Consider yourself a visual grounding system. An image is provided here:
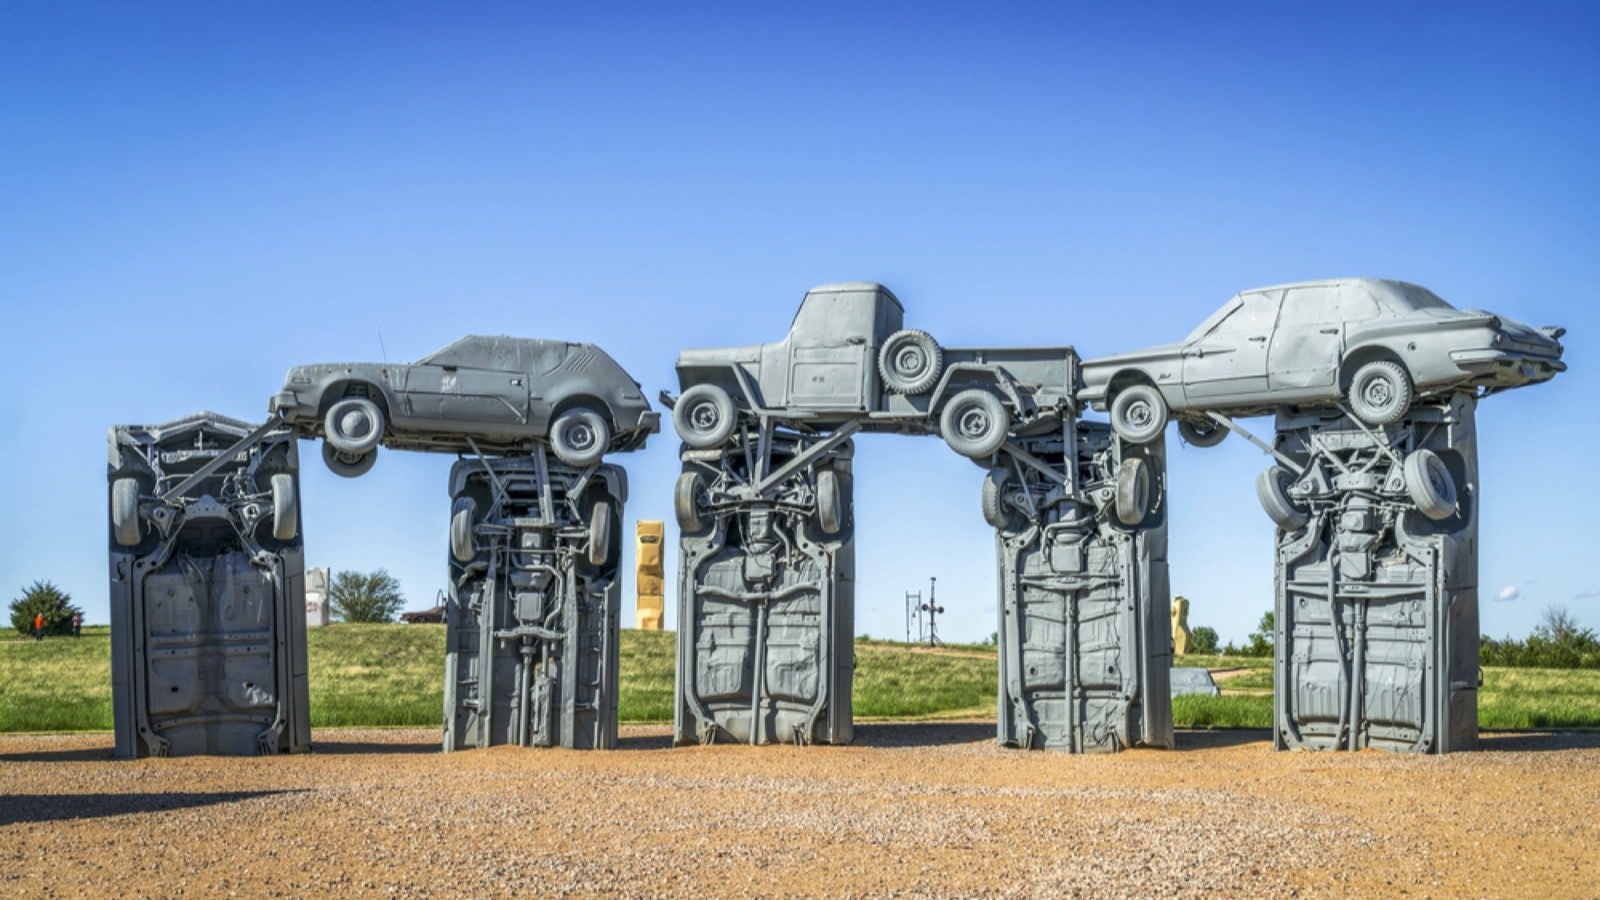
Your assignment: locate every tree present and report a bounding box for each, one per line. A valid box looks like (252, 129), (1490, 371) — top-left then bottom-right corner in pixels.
(1537, 605), (1581, 642)
(329, 569), (405, 623)
(1188, 626), (1220, 655)
(1244, 611), (1275, 657)
(10, 581), (83, 637)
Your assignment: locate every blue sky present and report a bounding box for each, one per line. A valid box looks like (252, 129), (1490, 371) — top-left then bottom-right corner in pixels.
(1, 3), (1595, 645)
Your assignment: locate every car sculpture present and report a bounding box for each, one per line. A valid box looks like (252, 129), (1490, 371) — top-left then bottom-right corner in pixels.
(672, 281), (1075, 459)
(1079, 278), (1565, 445)
(271, 335), (659, 476)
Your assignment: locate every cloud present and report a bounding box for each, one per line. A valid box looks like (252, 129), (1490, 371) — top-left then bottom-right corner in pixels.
(1494, 585), (1521, 602)
(1574, 589), (1600, 601)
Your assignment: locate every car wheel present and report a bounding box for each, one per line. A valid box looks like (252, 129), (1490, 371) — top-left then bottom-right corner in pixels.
(322, 441), (378, 478)
(551, 407), (611, 467)
(1177, 416), (1228, 448)
(816, 468), (842, 535)
(587, 499), (613, 567)
(981, 465), (1017, 530)
(674, 384), (738, 449)
(1346, 360), (1412, 426)
(449, 497), (477, 563)
(1403, 449), (1457, 520)
(112, 477), (142, 547)
(324, 397), (385, 454)
(271, 473), (298, 541)
(1114, 457), (1150, 526)
(877, 329), (944, 395)
(675, 471), (706, 533)
(1256, 466), (1309, 532)
(1109, 383), (1168, 444)
(940, 389), (1010, 459)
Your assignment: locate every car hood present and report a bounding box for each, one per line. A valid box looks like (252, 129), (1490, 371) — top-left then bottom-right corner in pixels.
(1079, 341), (1189, 383)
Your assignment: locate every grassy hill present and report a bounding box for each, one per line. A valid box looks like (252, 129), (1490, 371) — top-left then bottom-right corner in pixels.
(3, 625), (1597, 733)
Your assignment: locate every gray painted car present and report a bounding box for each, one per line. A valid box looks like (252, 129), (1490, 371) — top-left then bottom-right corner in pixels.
(1079, 278), (1565, 445)
(270, 335), (659, 476)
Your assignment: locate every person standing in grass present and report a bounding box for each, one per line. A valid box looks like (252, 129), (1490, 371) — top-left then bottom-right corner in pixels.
(72, 611), (82, 637)
(34, 612), (44, 641)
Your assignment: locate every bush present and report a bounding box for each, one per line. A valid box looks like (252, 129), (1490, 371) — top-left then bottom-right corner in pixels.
(9, 581), (82, 637)
(1241, 612), (1274, 658)
(1188, 626), (1219, 655)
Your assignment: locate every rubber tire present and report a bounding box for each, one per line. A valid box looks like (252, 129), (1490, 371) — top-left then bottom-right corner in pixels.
(1177, 417), (1228, 448)
(112, 477), (142, 547)
(940, 389), (1010, 459)
(324, 397), (385, 454)
(587, 500), (613, 567)
(1114, 457), (1150, 526)
(322, 441), (378, 478)
(675, 471), (706, 533)
(1109, 383), (1169, 445)
(449, 497), (477, 563)
(551, 407), (611, 467)
(981, 465), (1015, 530)
(1256, 466), (1309, 532)
(1403, 449), (1457, 520)
(271, 473), (298, 541)
(674, 384), (738, 449)
(1347, 360), (1412, 426)
(877, 329), (944, 395)
(816, 468), (841, 535)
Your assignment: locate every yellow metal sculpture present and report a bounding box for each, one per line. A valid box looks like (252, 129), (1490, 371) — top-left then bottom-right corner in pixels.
(1171, 595), (1191, 656)
(636, 519), (665, 630)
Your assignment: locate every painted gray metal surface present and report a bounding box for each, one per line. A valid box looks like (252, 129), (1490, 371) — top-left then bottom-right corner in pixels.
(673, 429), (855, 745)
(442, 451), (624, 751)
(1079, 278), (1564, 444)
(672, 282), (1075, 456)
(270, 335), (660, 477)
(107, 412), (311, 758)
(1170, 667), (1221, 698)
(1266, 394), (1479, 753)
(672, 282), (1175, 752)
(991, 425), (1174, 753)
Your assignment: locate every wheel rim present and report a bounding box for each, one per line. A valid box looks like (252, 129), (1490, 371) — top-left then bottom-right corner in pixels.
(1125, 400), (1155, 430)
(563, 421), (597, 453)
(335, 408), (375, 442)
(1362, 376), (1393, 409)
(688, 400), (721, 434)
(957, 405), (992, 440)
(893, 346), (927, 378)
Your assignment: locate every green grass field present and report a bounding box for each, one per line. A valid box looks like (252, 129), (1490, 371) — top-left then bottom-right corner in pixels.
(3, 627), (1597, 733)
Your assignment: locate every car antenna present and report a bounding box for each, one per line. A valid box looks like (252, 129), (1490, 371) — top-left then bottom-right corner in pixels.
(378, 329), (389, 363)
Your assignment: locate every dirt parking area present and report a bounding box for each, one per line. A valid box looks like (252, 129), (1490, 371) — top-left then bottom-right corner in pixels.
(2, 723), (1596, 898)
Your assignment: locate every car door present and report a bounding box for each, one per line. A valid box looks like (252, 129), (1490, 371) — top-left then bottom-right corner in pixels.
(1268, 284), (1347, 398)
(403, 341), (532, 431)
(1180, 289), (1280, 402)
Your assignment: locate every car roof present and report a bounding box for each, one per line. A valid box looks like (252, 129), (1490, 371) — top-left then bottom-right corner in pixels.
(418, 334), (573, 368)
(803, 281), (905, 313)
(1239, 277), (1421, 295)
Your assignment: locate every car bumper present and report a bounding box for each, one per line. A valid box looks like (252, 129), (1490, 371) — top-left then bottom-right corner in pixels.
(269, 390), (317, 423)
(1448, 349), (1566, 385)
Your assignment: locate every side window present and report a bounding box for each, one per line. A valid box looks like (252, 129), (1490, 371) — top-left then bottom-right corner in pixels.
(1336, 284), (1382, 321)
(1277, 286), (1339, 328)
(1207, 291), (1280, 337)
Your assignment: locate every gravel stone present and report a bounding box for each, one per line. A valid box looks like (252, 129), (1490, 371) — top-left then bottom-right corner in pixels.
(1, 724), (1596, 897)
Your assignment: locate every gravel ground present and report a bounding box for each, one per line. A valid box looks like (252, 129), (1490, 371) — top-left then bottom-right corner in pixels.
(2, 723), (1597, 898)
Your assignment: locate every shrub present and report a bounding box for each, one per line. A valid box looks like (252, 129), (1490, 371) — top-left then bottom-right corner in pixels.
(9, 581), (82, 637)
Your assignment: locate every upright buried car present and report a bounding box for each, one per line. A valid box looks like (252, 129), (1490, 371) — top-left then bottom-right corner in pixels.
(270, 335), (659, 476)
(1079, 278), (1564, 445)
